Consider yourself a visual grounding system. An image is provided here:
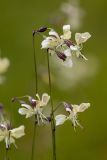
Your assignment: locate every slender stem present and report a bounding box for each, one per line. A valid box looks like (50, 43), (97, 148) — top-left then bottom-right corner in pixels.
(31, 117), (37, 160)
(31, 33), (38, 160)
(53, 102), (63, 113)
(33, 33), (38, 93)
(47, 52), (56, 160)
(5, 148), (9, 160)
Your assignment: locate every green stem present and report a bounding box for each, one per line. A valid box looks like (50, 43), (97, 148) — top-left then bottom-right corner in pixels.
(31, 117), (37, 160)
(53, 102), (63, 113)
(5, 148), (9, 160)
(31, 33), (38, 160)
(33, 34), (38, 93)
(47, 52), (56, 160)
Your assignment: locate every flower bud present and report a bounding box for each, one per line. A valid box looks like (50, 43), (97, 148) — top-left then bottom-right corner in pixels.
(37, 27), (47, 32)
(33, 27), (47, 36)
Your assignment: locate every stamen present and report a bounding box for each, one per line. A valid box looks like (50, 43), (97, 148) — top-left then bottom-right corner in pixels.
(64, 40), (75, 48)
(63, 102), (73, 111)
(28, 97), (36, 108)
(56, 51), (67, 61)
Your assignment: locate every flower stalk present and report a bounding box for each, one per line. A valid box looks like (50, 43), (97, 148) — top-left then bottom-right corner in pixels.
(5, 148), (9, 160)
(33, 32), (38, 94)
(47, 52), (56, 160)
(31, 115), (37, 160)
(31, 32), (38, 160)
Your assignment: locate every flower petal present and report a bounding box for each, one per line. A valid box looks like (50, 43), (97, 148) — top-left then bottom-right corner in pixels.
(61, 25), (71, 40)
(72, 103), (90, 113)
(63, 25), (71, 32)
(78, 103), (90, 112)
(11, 125), (25, 139)
(41, 37), (59, 49)
(41, 38), (51, 49)
(75, 32), (91, 45)
(64, 49), (71, 57)
(21, 104), (32, 110)
(70, 45), (78, 51)
(49, 30), (59, 38)
(36, 93), (40, 100)
(41, 93), (50, 106)
(9, 137), (15, 144)
(18, 108), (34, 118)
(55, 114), (67, 126)
(63, 57), (73, 68)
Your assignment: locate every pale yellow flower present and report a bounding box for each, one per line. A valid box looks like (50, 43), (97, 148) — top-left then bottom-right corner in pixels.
(70, 32), (91, 60)
(41, 25), (91, 67)
(41, 25), (73, 67)
(55, 102), (90, 129)
(18, 93), (50, 125)
(0, 121), (25, 149)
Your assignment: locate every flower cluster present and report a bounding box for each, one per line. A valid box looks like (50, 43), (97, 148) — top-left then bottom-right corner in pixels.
(14, 92), (90, 130)
(0, 23), (91, 160)
(41, 25), (91, 67)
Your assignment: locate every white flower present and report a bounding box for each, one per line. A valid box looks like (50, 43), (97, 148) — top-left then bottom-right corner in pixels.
(0, 122), (25, 149)
(70, 32), (91, 60)
(41, 25), (73, 67)
(41, 25), (91, 67)
(41, 25), (71, 49)
(18, 93), (50, 125)
(55, 102), (90, 129)
(60, 25), (72, 39)
(55, 114), (67, 126)
(75, 32), (91, 45)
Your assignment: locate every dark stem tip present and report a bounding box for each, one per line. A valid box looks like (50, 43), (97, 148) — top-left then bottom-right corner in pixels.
(33, 26), (47, 36)
(33, 30), (36, 36)
(37, 26), (47, 33)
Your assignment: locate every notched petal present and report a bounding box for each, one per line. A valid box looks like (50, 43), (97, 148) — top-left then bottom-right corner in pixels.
(11, 125), (25, 139)
(61, 25), (71, 40)
(75, 32), (91, 45)
(42, 93), (50, 106)
(78, 103), (90, 112)
(49, 30), (59, 38)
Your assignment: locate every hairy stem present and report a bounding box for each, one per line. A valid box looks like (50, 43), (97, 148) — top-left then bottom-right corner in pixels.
(47, 52), (56, 160)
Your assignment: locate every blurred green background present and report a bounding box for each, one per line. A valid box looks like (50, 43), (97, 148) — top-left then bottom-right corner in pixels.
(0, 0), (107, 160)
